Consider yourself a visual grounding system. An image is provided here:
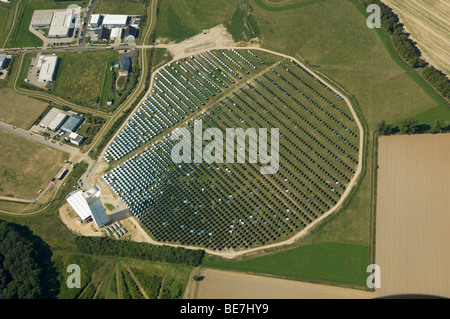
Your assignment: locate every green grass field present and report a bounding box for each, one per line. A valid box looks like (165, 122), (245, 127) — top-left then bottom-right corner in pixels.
(94, 0), (148, 15)
(0, 129), (68, 199)
(204, 242), (370, 287)
(0, 2), (16, 47)
(154, 0), (238, 43)
(52, 50), (119, 108)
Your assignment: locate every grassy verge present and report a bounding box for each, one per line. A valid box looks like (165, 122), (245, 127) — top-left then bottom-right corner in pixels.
(204, 242), (370, 288)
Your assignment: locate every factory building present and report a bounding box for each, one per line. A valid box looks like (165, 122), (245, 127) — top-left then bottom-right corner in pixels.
(124, 25), (138, 43)
(31, 11), (54, 29)
(37, 55), (58, 82)
(66, 186), (110, 228)
(61, 114), (84, 132)
(68, 132), (84, 146)
(39, 108), (67, 129)
(89, 14), (103, 28)
(48, 11), (76, 38)
(102, 15), (129, 28)
(0, 55), (7, 70)
(110, 27), (122, 42)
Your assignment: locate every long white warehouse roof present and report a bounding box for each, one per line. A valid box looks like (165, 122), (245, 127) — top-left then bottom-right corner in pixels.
(48, 113), (68, 131)
(39, 108), (60, 128)
(102, 14), (128, 26)
(48, 11), (74, 38)
(38, 55), (58, 82)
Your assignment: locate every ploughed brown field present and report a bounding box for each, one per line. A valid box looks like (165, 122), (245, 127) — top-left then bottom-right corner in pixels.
(376, 133), (450, 298)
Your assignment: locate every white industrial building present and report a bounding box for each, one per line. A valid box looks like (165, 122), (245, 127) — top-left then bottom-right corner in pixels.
(37, 55), (58, 82)
(48, 113), (68, 131)
(89, 14), (103, 28)
(39, 107), (68, 130)
(110, 27), (122, 42)
(0, 55), (7, 70)
(31, 11), (54, 29)
(68, 132), (84, 146)
(66, 185), (110, 228)
(48, 11), (76, 38)
(102, 14), (128, 28)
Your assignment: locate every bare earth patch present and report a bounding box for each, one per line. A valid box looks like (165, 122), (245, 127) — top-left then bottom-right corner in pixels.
(159, 24), (237, 60)
(0, 128), (66, 199)
(383, 0), (450, 76)
(59, 203), (106, 237)
(376, 133), (450, 298)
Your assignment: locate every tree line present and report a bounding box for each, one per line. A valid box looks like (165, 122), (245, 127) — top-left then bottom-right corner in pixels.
(74, 236), (205, 267)
(377, 119), (450, 136)
(360, 0), (449, 99)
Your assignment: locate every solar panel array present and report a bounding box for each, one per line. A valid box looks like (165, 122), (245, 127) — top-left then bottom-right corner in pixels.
(103, 49), (359, 250)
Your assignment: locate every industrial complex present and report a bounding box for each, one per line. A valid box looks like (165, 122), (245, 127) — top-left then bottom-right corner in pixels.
(38, 108), (85, 146)
(88, 14), (141, 44)
(31, 7), (81, 39)
(36, 55), (58, 82)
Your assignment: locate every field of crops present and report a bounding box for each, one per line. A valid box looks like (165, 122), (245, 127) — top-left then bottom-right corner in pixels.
(103, 49), (360, 251)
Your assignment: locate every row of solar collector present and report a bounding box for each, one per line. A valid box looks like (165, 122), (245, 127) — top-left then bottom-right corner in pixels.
(104, 50), (266, 162)
(104, 50), (350, 164)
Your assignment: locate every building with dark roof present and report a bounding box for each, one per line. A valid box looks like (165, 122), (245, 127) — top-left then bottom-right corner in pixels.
(124, 25), (138, 42)
(119, 50), (136, 74)
(61, 114), (84, 132)
(94, 26), (111, 41)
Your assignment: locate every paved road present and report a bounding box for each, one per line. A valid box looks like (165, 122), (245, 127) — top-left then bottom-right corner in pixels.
(0, 122), (79, 155)
(0, 44), (135, 56)
(79, 0), (97, 46)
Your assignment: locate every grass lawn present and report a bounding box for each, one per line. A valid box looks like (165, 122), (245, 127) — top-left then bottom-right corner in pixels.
(104, 203), (115, 211)
(0, 129), (68, 199)
(204, 243), (370, 287)
(0, 88), (49, 129)
(154, 0), (238, 43)
(93, 0), (148, 15)
(253, 0), (328, 11)
(52, 50), (119, 108)
(0, 2), (16, 46)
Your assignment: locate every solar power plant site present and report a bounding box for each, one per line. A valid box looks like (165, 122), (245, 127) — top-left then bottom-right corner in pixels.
(102, 49), (360, 251)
